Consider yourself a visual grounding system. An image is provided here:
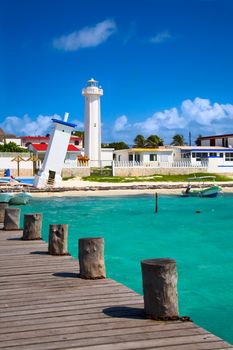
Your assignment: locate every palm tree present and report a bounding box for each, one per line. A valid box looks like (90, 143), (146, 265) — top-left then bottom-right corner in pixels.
(133, 134), (146, 148)
(145, 135), (164, 148)
(171, 134), (185, 146)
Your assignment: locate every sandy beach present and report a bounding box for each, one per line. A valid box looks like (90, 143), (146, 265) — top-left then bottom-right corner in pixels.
(31, 178), (233, 197)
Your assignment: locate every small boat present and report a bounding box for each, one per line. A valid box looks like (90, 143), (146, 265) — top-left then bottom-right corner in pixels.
(0, 191), (14, 203)
(9, 192), (32, 205)
(182, 176), (222, 198)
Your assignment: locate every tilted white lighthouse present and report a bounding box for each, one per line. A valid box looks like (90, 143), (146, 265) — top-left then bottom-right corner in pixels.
(82, 78), (103, 167)
(34, 113), (76, 188)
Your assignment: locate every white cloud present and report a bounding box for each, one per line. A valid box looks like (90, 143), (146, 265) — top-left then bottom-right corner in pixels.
(113, 115), (129, 132)
(0, 114), (62, 136)
(151, 31), (172, 44)
(53, 19), (117, 51)
(112, 98), (233, 143)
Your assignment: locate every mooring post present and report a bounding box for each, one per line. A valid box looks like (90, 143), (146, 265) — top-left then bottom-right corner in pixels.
(78, 237), (106, 279)
(155, 192), (158, 213)
(48, 224), (68, 255)
(141, 258), (179, 320)
(4, 208), (20, 230)
(22, 213), (42, 240)
(0, 203), (8, 223)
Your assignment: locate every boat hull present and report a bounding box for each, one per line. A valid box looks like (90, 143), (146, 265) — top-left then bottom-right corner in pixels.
(0, 193), (14, 203)
(182, 186), (222, 198)
(9, 193), (32, 205)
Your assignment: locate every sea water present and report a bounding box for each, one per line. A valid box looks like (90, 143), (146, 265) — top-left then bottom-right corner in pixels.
(19, 194), (233, 344)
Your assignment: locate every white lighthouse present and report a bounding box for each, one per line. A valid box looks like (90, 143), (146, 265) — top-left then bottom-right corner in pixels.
(82, 78), (103, 167)
(34, 113), (76, 188)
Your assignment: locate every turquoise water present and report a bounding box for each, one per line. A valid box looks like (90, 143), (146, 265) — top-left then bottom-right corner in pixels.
(19, 194), (233, 344)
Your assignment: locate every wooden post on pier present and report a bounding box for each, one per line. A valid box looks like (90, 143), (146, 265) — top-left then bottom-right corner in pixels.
(4, 208), (20, 230)
(141, 258), (179, 320)
(155, 192), (158, 213)
(48, 224), (68, 255)
(22, 213), (42, 240)
(0, 203), (8, 223)
(79, 237), (106, 279)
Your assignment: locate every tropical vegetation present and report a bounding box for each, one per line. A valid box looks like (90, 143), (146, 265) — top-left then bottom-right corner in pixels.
(82, 173), (232, 183)
(0, 142), (28, 153)
(171, 134), (185, 146)
(133, 134), (164, 148)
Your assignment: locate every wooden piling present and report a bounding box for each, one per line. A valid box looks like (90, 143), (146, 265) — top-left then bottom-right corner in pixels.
(155, 192), (158, 213)
(48, 224), (68, 255)
(141, 258), (179, 320)
(22, 213), (42, 240)
(79, 237), (106, 279)
(4, 208), (20, 230)
(0, 203), (8, 223)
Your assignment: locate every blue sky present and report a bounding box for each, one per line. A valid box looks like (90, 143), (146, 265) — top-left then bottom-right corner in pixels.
(1, 0), (233, 144)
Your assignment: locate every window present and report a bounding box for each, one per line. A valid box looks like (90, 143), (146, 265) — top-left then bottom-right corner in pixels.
(219, 153), (223, 158)
(209, 152), (217, 157)
(75, 141), (79, 145)
(129, 154), (133, 161)
(135, 154), (140, 162)
(149, 154), (157, 161)
(225, 153), (233, 161)
(192, 152), (208, 161)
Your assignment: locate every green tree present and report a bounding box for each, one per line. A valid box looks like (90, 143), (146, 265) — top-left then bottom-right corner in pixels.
(133, 134), (146, 148)
(195, 134), (202, 146)
(145, 135), (164, 148)
(102, 142), (129, 150)
(0, 142), (27, 152)
(171, 134), (185, 146)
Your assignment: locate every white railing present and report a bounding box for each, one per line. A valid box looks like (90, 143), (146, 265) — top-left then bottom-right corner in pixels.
(114, 161), (208, 168)
(63, 160), (90, 168)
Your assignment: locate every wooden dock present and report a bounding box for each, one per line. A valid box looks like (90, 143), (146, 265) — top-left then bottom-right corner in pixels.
(0, 229), (232, 350)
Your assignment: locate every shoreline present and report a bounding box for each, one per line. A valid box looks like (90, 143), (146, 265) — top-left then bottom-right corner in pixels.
(30, 180), (233, 197)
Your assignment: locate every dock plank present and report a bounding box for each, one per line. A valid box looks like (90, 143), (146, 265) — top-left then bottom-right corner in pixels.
(0, 229), (232, 350)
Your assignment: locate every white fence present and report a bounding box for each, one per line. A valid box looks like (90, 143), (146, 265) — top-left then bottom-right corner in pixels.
(63, 160), (90, 168)
(113, 161), (208, 168)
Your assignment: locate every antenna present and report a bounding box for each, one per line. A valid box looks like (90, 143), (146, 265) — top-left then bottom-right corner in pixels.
(189, 131), (191, 146)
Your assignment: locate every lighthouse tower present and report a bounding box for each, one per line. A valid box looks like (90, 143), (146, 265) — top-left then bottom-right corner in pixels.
(34, 113), (76, 188)
(82, 78), (103, 167)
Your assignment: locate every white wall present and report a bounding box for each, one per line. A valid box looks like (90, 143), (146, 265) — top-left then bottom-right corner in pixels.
(201, 140), (210, 146)
(101, 148), (114, 166)
(114, 150), (174, 163)
(215, 139), (222, 146)
(228, 138), (233, 147)
(5, 138), (22, 146)
(0, 153), (33, 176)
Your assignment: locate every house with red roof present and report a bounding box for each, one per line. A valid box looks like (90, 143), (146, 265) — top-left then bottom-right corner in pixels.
(21, 135), (82, 148)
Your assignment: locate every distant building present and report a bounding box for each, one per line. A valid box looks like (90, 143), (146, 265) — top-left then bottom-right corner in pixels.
(114, 147), (174, 163)
(199, 134), (233, 148)
(21, 135), (82, 148)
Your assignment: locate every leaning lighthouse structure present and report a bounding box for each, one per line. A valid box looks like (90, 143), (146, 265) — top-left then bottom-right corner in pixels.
(82, 78), (103, 167)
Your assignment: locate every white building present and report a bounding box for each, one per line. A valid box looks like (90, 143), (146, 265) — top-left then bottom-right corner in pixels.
(113, 146), (233, 175)
(199, 134), (233, 147)
(114, 148), (174, 164)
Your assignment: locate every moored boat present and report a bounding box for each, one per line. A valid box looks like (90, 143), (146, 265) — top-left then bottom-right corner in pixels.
(0, 192), (14, 203)
(9, 192), (32, 205)
(182, 176), (222, 198)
